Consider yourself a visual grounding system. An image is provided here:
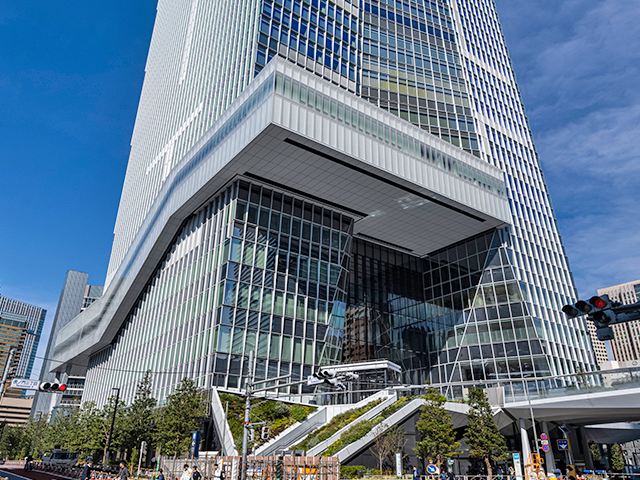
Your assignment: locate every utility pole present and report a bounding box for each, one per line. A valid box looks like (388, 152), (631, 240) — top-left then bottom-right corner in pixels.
(104, 387), (120, 468)
(240, 351), (254, 480)
(239, 361), (357, 480)
(0, 347), (17, 400)
(30, 412), (43, 457)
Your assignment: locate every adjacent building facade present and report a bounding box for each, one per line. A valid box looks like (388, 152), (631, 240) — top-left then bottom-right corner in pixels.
(52, 0), (595, 407)
(31, 271), (103, 416)
(0, 295), (45, 402)
(588, 279), (640, 366)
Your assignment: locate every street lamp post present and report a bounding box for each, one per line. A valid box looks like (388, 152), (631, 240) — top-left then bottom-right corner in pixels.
(104, 387), (121, 468)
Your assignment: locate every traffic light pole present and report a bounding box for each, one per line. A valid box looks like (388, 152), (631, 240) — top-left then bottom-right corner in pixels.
(239, 362), (356, 480)
(0, 347), (17, 401)
(241, 351), (254, 480)
(104, 387), (120, 468)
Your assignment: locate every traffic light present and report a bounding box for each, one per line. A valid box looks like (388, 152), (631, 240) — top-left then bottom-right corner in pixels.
(39, 382), (67, 392)
(562, 295), (617, 341)
(588, 295), (615, 326)
(315, 368), (337, 380)
(261, 426), (269, 440)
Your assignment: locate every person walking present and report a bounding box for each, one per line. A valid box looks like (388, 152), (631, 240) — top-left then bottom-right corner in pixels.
(157, 469), (165, 480)
(413, 466), (421, 480)
(180, 464), (192, 480)
(118, 462), (130, 480)
(213, 464), (223, 480)
(192, 466), (202, 480)
(80, 458), (93, 480)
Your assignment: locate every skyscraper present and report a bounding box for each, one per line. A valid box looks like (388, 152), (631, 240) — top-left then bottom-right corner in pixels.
(0, 295), (46, 397)
(52, 0), (595, 406)
(31, 271), (103, 416)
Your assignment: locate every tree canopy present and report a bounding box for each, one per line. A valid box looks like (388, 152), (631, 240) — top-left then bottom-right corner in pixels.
(414, 388), (461, 471)
(464, 387), (508, 477)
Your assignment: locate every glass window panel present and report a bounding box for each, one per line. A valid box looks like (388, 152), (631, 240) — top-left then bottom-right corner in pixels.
(304, 339), (314, 364)
(281, 336), (292, 362)
(286, 293), (296, 317)
(293, 338), (303, 362)
(514, 319), (527, 339)
(274, 291), (285, 315)
(501, 320), (515, 341)
(258, 332), (269, 358)
(270, 335), (281, 359)
(219, 326), (232, 353)
(296, 296), (306, 319)
(232, 328), (245, 354)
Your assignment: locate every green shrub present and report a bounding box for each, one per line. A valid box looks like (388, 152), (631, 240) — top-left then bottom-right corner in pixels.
(219, 393), (316, 448)
(321, 397), (413, 456)
(290, 404), (309, 422)
(293, 399), (382, 451)
(340, 465), (366, 478)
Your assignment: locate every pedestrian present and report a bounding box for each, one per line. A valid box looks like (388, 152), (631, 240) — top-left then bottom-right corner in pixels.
(192, 466), (201, 480)
(413, 466), (421, 480)
(119, 462), (130, 480)
(213, 464), (223, 480)
(180, 464), (192, 480)
(509, 466), (515, 478)
(157, 469), (165, 480)
(81, 458), (94, 480)
(440, 470), (447, 480)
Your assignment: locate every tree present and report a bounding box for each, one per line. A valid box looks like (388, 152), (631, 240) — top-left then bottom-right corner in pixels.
(610, 444), (625, 471)
(372, 424), (407, 474)
(68, 401), (106, 459)
(42, 406), (78, 452)
(414, 388), (461, 472)
(121, 371), (157, 460)
(464, 387), (508, 478)
(154, 378), (208, 456)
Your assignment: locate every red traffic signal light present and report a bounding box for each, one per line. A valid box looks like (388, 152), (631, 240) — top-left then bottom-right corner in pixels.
(58, 384), (67, 392)
(589, 296), (607, 309)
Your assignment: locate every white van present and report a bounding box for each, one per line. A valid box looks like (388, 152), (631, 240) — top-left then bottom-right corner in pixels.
(41, 450), (80, 467)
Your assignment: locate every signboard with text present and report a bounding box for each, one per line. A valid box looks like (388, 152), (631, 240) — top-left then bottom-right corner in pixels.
(10, 378), (39, 390)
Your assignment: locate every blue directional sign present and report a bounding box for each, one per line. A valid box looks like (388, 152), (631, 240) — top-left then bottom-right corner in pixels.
(426, 465), (438, 474)
(557, 439), (570, 451)
(10, 379), (39, 390)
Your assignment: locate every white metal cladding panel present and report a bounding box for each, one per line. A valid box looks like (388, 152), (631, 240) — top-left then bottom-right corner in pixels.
(54, 72), (276, 366)
(107, 0), (261, 288)
(269, 68), (510, 224)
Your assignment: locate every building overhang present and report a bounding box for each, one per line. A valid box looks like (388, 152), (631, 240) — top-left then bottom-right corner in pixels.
(52, 58), (511, 374)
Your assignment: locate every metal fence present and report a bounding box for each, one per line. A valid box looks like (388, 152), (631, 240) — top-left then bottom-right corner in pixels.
(159, 456), (339, 480)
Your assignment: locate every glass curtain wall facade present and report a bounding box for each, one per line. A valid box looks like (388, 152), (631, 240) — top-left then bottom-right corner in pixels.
(86, 180), (353, 404)
(253, 0), (595, 386)
(84, 0), (595, 405)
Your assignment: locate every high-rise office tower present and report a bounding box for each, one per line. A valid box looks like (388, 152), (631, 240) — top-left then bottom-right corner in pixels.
(31, 271), (103, 416)
(0, 295), (46, 397)
(587, 279), (640, 366)
(53, 0), (595, 406)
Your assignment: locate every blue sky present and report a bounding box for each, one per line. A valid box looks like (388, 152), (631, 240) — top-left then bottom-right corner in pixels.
(1, 1), (638, 378)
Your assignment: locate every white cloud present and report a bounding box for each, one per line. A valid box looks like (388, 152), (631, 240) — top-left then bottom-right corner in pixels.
(497, 0), (640, 296)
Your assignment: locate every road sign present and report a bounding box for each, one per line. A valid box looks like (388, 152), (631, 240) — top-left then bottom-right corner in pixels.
(512, 453), (523, 480)
(10, 378), (39, 390)
(541, 440), (549, 446)
(542, 445), (549, 452)
(540, 433), (548, 441)
(426, 465), (438, 475)
(557, 439), (570, 451)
